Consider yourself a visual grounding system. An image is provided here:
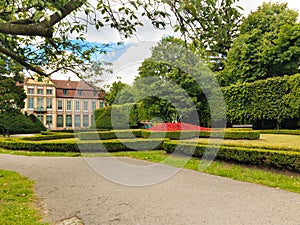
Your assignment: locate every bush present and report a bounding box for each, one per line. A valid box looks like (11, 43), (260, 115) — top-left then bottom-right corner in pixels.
(0, 110), (45, 134)
(142, 130), (260, 140)
(78, 129), (142, 140)
(20, 133), (75, 141)
(259, 130), (300, 135)
(94, 104), (139, 130)
(28, 114), (46, 132)
(163, 141), (300, 172)
(0, 138), (165, 152)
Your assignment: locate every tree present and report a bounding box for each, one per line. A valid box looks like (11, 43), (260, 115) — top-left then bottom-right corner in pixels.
(0, 77), (26, 112)
(0, 0), (241, 78)
(104, 80), (133, 106)
(221, 2), (300, 86)
(134, 37), (216, 126)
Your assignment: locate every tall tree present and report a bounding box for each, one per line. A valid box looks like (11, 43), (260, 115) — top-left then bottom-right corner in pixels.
(105, 80), (133, 106)
(221, 2), (300, 86)
(0, 0), (241, 78)
(134, 37), (219, 126)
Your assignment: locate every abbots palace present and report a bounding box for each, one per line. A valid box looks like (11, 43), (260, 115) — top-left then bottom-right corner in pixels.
(20, 76), (105, 130)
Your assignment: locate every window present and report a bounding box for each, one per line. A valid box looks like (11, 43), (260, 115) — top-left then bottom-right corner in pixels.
(66, 100), (72, 111)
(75, 115), (81, 127)
(57, 100), (63, 110)
(27, 86), (34, 94)
(27, 98), (34, 109)
(63, 89), (68, 96)
(91, 115), (94, 125)
(78, 90), (82, 96)
(75, 100), (80, 111)
(37, 114), (44, 123)
(37, 87), (44, 95)
(100, 101), (104, 108)
(83, 101), (88, 111)
(93, 90), (98, 97)
(46, 115), (52, 125)
(37, 98), (44, 111)
(66, 115), (72, 127)
(92, 102), (96, 111)
(57, 115), (63, 127)
(46, 98), (52, 110)
(83, 115), (89, 127)
(46, 88), (52, 95)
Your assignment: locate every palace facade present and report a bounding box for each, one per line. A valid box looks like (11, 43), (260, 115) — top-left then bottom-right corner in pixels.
(21, 76), (105, 130)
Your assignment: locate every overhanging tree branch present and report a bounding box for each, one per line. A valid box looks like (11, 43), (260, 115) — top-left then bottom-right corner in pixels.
(0, 44), (48, 76)
(0, 0), (85, 38)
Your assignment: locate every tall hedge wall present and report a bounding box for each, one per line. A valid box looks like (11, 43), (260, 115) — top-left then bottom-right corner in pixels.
(223, 74), (300, 128)
(94, 103), (141, 130)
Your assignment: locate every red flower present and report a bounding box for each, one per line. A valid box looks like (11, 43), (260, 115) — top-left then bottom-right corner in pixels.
(147, 122), (211, 131)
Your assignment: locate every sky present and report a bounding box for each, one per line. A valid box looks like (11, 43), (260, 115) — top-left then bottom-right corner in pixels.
(52, 0), (300, 87)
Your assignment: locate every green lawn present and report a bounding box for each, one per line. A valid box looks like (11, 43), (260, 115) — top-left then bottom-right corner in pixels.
(185, 134), (300, 151)
(0, 170), (46, 225)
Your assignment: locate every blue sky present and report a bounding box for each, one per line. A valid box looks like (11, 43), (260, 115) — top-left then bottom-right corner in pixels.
(52, 0), (300, 86)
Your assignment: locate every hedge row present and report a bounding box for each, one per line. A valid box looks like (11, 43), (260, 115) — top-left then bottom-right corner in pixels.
(222, 74), (300, 127)
(20, 133), (76, 141)
(0, 139), (165, 152)
(259, 130), (300, 135)
(141, 130), (260, 140)
(78, 129), (142, 140)
(163, 141), (300, 172)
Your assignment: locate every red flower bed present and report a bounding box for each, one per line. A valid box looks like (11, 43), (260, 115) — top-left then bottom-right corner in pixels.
(147, 122), (211, 131)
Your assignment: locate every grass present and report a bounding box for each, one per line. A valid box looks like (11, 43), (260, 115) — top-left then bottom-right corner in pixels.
(0, 170), (47, 225)
(185, 134), (300, 151)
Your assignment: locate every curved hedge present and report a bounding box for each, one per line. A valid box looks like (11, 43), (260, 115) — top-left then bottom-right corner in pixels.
(141, 130), (260, 140)
(0, 138), (165, 152)
(78, 129), (142, 140)
(163, 141), (300, 172)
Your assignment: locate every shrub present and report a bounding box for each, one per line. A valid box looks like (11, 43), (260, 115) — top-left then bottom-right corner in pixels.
(142, 130), (260, 140)
(28, 114), (46, 132)
(163, 141), (300, 172)
(0, 138), (165, 152)
(94, 104), (139, 130)
(259, 130), (300, 135)
(78, 129), (142, 140)
(0, 110), (44, 134)
(20, 133), (75, 141)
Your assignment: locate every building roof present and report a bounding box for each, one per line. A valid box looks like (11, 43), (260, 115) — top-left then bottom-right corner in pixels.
(52, 80), (94, 90)
(52, 79), (104, 99)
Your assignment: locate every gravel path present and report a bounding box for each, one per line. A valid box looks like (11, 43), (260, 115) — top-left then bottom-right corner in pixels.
(0, 154), (300, 225)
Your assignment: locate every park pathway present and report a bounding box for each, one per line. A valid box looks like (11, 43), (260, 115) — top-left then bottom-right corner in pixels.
(0, 154), (300, 225)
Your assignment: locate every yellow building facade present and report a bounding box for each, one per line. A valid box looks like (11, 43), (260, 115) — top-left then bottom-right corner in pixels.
(22, 76), (105, 130)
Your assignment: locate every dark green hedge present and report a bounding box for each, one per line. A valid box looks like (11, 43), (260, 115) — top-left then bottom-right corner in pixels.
(0, 138), (165, 152)
(20, 133), (75, 141)
(94, 103), (140, 130)
(223, 74), (300, 127)
(78, 129), (142, 140)
(0, 110), (46, 134)
(259, 130), (300, 135)
(141, 130), (260, 140)
(163, 141), (300, 172)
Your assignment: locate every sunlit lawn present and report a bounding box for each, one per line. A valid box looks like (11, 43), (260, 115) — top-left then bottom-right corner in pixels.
(184, 134), (300, 151)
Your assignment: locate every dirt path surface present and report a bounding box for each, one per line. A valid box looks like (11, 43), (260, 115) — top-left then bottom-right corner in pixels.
(0, 154), (300, 225)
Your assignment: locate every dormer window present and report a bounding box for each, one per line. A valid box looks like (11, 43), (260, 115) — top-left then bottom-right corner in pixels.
(63, 89), (68, 95)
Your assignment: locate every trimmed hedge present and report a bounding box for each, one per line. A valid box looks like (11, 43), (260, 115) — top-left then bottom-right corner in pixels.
(20, 133), (76, 141)
(141, 130), (260, 140)
(0, 138), (165, 152)
(223, 74), (300, 128)
(163, 141), (300, 172)
(259, 130), (300, 135)
(78, 129), (142, 140)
